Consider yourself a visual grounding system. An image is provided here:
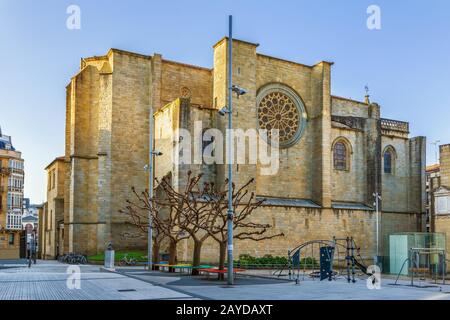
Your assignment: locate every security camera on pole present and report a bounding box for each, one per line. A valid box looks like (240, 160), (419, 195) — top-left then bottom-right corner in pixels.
(144, 105), (163, 271)
(217, 16), (247, 285)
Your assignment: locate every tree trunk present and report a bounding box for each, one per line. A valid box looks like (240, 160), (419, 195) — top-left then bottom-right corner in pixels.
(152, 239), (160, 270)
(218, 241), (227, 280)
(168, 240), (177, 273)
(191, 239), (202, 276)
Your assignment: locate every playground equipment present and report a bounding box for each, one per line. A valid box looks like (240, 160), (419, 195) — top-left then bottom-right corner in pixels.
(393, 247), (447, 288)
(274, 236), (372, 284)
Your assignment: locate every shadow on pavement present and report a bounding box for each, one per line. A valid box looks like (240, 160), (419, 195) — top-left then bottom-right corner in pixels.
(118, 269), (289, 287)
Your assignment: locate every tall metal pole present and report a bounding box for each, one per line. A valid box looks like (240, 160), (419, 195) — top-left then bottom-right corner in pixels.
(373, 192), (381, 265)
(148, 105), (154, 271)
(226, 15), (234, 285)
(375, 193), (379, 258)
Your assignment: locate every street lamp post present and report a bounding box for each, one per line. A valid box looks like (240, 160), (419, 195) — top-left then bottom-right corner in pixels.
(226, 14), (234, 286)
(217, 16), (246, 285)
(145, 105), (162, 272)
(373, 192), (381, 266)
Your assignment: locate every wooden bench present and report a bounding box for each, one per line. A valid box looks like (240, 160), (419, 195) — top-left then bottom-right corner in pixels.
(153, 263), (192, 273)
(140, 262), (168, 270)
(409, 267), (430, 273)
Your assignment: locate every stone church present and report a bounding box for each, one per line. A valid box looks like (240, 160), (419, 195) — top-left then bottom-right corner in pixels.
(59, 37), (426, 262)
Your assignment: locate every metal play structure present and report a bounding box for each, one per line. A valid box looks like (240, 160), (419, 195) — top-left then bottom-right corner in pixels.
(393, 247), (447, 288)
(274, 236), (372, 284)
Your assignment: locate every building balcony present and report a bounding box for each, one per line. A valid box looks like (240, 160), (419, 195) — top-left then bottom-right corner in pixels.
(10, 168), (24, 175)
(0, 167), (11, 176)
(7, 205), (22, 210)
(380, 118), (409, 133)
(5, 225), (22, 230)
(8, 186), (23, 192)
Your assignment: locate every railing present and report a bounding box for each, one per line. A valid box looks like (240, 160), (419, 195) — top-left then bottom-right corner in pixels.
(6, 224), (22, 230)
(8, 186), (23, 192)
(10, 168), (24, 174)
(0, 167), (11, 175)
(380, 118), (409, 133)
(7, 205), (22, 210)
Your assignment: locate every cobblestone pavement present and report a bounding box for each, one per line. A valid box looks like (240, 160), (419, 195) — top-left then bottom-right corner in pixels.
(0, 260), (193, 300)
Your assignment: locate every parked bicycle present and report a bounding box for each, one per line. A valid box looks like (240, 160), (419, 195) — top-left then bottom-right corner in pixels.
(58, 253), (88, 265)
(119, 254), (137, 266)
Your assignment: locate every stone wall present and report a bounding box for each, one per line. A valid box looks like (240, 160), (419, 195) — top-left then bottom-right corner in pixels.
(160, 60), (212, 108)
(435, 215), (450, 267)
(440, 144), (450, 188)
(255, 52), (316, 201)
(381, 135), (426, 218)
(63, 48), (220, 255)
(60, 39), (426, 259)
(109, 50), (151, 252)
(66, 64), (101, 255)
(211, 39), (335, 204)
(435, 144), (450, 266)
(330, 127), (367, 204)
(331, 96), (369, 118)
(176, 205), (421, 264)
(44, 159), (66, 259)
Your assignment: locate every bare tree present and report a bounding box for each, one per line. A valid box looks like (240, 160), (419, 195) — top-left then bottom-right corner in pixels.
(121, 174), (197, 270)
(121, 173), (283, 277)
(192, 178), (284, 275)
(120, 189), (166, 266)
(157, 171), (212, 275)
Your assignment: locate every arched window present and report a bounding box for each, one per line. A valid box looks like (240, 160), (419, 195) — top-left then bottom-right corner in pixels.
(383, 146), (396, 174)
(333, 142), (348, 171)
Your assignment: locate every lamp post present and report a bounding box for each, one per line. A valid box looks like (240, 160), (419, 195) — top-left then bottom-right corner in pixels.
(218, 15), (247, 286)
(145, 105), (162, 271)
(226, 14), (234, 286)
(373, 192), (381, 266)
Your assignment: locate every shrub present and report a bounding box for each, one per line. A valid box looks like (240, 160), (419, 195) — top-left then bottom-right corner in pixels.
(234, 254), (319, 268)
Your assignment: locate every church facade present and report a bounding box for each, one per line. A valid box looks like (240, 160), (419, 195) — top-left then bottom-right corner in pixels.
(60, 37), (426, 262)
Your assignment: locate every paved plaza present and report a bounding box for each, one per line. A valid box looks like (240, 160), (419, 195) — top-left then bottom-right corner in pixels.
(1, 260), (450, 300)
(0, 260), (191, 300)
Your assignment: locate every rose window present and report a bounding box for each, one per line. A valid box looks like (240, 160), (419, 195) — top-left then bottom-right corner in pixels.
(257, 86), (306, 148)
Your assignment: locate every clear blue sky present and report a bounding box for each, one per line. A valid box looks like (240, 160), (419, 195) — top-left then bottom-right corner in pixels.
(1, 0), (449, 203)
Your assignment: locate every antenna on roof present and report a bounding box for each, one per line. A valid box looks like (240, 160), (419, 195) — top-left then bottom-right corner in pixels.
(364, 85), (370, 104)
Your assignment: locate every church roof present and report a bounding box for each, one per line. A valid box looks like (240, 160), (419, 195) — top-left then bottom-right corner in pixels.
(426, 164), (440, 173)
(256, 196), (321, 208)
(254, 197), (374, 211)
(331, 202), (374, 211)
(45, 156), (65, 170)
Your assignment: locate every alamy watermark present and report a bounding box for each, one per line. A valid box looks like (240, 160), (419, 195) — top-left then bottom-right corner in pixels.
(366, 265), (381, 289)
(66, 5), (81, 30)
(171, 121), (280, 176)
(66, 265), (81, 289)
(367, 5), (381, 30)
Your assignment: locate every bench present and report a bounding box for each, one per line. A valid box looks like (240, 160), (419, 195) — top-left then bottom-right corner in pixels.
(153, 263), (191, 273)
(139, 261), (168, 270)
(156, 264), (213, 273)
(409, 267), (430, 273)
